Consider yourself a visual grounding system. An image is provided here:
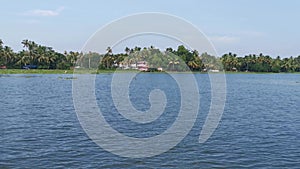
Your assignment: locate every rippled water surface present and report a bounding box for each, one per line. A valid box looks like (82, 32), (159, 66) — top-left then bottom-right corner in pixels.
(1, 73), (300, 168)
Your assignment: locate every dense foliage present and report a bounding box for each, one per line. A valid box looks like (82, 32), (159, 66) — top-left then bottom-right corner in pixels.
(0, 39), (80, 70)
(1, 39), (300, 72)
(221, 53), (300, 72)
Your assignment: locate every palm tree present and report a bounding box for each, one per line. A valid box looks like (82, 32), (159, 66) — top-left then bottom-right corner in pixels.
(188, 60), (198, 70)
(125, 47), (130, 55)
(134, 46), (141, 52)
(166, 47), (173, 53)
(3, 46), (15, 67)
(102, 54), (114, 69)
(0, 39), (4, 64)
(106, 47), (112, 55)
(16, 51), (30, 67)
(37, 53), (49, 68)
(21, 39), (29, 49)
(192, 50), (199, 57)
(21, 39), (38, 66)
(36, 45), (49, 68)
(64, 51), (79, 68)
(244, 55), (252, 71)
(167, 55), (180, 71)
(88, 52), (92, 69)
(98, 48), (112, 69)
(0, 39), (3, 49)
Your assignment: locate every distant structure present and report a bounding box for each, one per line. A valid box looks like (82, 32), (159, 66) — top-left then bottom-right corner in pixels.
(118, 61), (149, 71)
(137, 61), (148, 71)
(209, 69), (220, 73)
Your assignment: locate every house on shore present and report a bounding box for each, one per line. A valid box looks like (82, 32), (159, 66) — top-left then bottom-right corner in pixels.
(137, 61), (148, 71)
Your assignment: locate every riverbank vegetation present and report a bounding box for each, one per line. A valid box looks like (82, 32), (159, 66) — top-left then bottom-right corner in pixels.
(1, 39), (300, 73)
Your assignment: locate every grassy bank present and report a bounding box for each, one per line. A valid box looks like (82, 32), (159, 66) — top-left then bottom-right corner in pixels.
(1, 69), (299, 74)
(0, 69), (74, 74)
(0, 69), (135, 74)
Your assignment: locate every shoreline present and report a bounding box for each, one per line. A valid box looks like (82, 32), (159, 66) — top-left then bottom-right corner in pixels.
(1, 69), (300, 74)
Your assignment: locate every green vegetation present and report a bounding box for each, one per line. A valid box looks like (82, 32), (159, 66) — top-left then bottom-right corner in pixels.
(0, 69), (127, 74)
(221, 53), (300, 73)
(0, 69), (73, 74)
(0, 39), (80, 70)
(1, 38), (300, 73)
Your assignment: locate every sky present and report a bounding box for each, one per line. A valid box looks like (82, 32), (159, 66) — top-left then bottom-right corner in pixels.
(0, 0), (299, 57)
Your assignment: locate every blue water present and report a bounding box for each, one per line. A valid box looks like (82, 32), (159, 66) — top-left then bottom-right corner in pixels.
(0, 73), (300, 168)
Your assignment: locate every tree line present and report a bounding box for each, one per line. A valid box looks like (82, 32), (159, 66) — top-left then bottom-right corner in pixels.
(1, 39), (300, 72)
(221, 52), (300, 72)
(0, 39), (80, 69)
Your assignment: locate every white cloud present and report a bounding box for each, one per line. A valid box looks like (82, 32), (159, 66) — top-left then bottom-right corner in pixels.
(24, 7), (64, 17)
(210, 36), (240, 44)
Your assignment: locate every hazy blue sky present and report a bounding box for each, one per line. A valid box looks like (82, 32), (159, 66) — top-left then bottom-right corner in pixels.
(0, 0), (299, 57)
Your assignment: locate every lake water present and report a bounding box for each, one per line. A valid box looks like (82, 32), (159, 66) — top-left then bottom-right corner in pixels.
(1, 73), (300, 168)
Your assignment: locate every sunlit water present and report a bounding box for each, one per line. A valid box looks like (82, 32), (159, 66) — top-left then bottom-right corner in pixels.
(1, 73), (300, 168)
